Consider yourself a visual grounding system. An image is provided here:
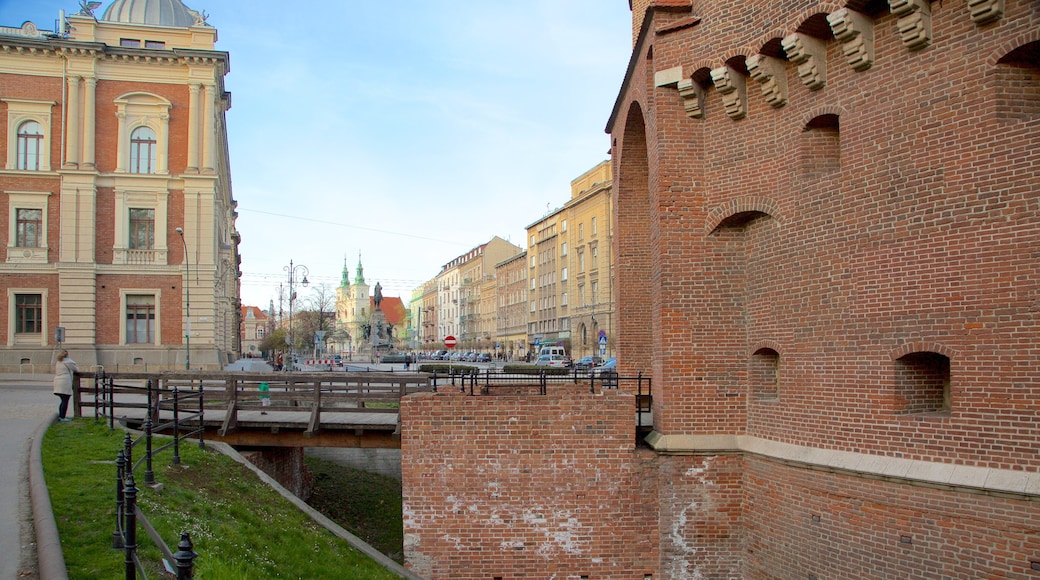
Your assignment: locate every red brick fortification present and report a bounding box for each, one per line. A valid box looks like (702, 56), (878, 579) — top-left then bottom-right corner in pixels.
(401, 389), (660, 579)
(606, 0), (1040, 577)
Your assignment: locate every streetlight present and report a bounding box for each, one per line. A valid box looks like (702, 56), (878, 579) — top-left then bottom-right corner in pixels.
(283, 260), (309, 371)
(175, 227), (190, 370)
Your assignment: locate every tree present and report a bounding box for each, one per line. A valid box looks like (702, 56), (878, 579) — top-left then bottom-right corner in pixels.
(259, 328), (287, 355)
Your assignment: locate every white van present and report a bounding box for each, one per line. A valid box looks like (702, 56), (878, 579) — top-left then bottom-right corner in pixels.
(539, 345), (567, 359)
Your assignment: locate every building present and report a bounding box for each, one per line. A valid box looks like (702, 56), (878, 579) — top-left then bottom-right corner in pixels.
(607, 0), (1040, 576)
(432, 236), (522, 350)
(333, 256), (408, 357)
(493, 250), (527, 360)
(0, 0), (239, 371)
(239, 305), (267, 357)
(525, 161), (615, 359)
(402, 1), (1040, 577)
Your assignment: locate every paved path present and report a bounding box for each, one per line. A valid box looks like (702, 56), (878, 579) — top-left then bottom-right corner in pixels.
(0, 376), (54, 580)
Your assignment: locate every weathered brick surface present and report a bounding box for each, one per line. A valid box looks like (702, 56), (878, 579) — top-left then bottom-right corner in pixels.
(605, 0), (1040, 576)
(401, 389), (659, 579)
(239, 446), (313, 499)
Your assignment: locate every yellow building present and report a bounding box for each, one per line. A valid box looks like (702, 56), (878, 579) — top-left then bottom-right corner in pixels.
(525, 161), (614, 359)
(0, 0), (239, 370)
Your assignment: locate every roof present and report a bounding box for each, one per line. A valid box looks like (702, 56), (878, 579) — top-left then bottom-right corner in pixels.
(372, 297), (407, 326)
(240, 305), (268, 321)
(101, 0), (200, 27)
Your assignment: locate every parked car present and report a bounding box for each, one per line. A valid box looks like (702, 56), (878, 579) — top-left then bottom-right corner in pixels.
(590, 357), (617, 376)
(476, 353), (492, 362)
(574, 356), (603, 370)
(535, 354), (569, 367)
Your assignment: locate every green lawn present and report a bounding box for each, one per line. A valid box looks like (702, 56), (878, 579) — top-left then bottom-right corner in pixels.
(42, 419), (403, 579)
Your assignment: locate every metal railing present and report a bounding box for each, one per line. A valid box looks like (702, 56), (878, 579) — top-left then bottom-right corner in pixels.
(99, 373), (205, 579)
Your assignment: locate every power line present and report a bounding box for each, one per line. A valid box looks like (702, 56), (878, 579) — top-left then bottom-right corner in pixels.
(238, 208), (468, 246)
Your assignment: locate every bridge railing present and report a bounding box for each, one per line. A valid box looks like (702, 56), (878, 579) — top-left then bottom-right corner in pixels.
(72, 370), (434, 437)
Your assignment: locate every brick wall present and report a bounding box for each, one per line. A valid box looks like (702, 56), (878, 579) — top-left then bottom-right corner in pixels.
(239, 446), (313, 499)
(401, 388), (659, 579)
(606, 0), (1040, 576)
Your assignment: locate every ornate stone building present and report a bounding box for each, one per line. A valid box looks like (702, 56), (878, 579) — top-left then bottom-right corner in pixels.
(0, 0), (239, 370)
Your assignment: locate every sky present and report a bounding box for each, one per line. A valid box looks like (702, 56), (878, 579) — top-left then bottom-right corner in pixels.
(1, 0), (633, 310)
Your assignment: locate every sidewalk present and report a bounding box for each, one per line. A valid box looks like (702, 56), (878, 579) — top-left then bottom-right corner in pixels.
(0, 377), (64, 580)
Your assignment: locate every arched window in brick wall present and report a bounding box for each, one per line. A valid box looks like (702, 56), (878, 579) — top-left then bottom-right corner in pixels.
(994, 41), (1040, 121)
(749, 347), (780, 400)
(894, 351), (950, 415)
(800, 114), (840, 176)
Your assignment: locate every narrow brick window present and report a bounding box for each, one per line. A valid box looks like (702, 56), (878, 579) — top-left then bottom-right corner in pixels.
(895, 352), (950, 414)
(750, 348), (779, 400)
(800, 114), (840, 176)
(995, 41), (1040, 120)
(798, 113), (840, 176)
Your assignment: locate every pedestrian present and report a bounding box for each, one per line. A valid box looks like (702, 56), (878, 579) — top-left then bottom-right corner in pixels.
(53, 349), (78, 423)
(258, 381), (270, 415)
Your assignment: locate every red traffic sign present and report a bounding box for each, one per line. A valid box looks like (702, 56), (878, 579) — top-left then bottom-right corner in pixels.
(444, 335), (457, 348)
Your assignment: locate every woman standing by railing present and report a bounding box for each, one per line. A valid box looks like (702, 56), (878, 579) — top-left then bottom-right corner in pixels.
(53, 349), (78, 423)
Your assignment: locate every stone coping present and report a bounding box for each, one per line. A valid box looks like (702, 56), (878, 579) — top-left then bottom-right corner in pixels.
(645, 432), (1040, 500)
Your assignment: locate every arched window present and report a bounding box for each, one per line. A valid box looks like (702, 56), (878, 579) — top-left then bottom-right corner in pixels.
(16, 121), (43, 171)
(129, 126), (157, 174)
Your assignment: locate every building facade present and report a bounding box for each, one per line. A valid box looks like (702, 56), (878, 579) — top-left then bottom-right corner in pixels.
(607, 0), (1040, 576)
(493, 250), (527, 360)
(239, 304), (266, 357)
(0, 0), (239, 371)
(524, 161), (615, 359)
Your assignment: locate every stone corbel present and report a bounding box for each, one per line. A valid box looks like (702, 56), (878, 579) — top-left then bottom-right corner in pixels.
(709, 66), (747, 120)
(676, 79), (706, 118)
(781, 33), (826, 91)
(746, 54), (788, 108)
(827, 8), (875, 72)
(967, 0), (1003, 26)
(889, 0), (931, 51)
(655, 65), (706, 118)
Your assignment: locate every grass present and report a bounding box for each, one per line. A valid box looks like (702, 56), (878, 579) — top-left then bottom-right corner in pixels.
(42, 419), (403, 579)
(304, 458), (403, 562)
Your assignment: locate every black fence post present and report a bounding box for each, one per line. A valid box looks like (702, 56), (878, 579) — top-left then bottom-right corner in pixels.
(143, 414), (154, 486)
(108, 376), (115, 431)
(197, 385), (205, 450)
(173, 532), (197, 580)
(113, 450), (126, 549)
(172, 386), (181, 465)
(94, 368), (103, 422)
(123, 472), (138, 580)
(123, 433), (133, 473)
(431, 371), (438, 393)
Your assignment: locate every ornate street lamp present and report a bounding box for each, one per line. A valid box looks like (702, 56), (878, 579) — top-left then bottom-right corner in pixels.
(283, 260), (309, 371)
(175, 227), (191, 370)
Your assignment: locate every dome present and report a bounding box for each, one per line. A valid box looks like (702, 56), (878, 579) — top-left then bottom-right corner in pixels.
(101, 0), (198, 27)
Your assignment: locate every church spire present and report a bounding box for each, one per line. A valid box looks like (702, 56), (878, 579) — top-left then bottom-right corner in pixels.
(354, 251), (365, 285)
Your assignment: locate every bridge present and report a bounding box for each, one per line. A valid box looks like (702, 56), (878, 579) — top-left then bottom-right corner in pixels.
(72, 371), (430, 448)
(71, 369), (653, 449)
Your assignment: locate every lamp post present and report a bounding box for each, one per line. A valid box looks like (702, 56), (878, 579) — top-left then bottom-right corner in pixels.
(175, 227), (190, 370)
(283, 260), (309, 371)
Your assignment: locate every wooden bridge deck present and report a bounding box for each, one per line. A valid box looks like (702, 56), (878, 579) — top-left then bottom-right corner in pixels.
(73, 370), (430, 448)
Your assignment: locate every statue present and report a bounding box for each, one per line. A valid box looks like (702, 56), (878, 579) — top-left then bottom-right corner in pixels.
(374, 282), (383, 309)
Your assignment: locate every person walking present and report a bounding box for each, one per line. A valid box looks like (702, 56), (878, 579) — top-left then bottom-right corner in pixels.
(53, 349), (78, 422)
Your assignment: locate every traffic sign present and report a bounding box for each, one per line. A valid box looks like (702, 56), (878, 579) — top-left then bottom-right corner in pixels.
(598, 335), (608, 346)
(444, 335), (457, 348)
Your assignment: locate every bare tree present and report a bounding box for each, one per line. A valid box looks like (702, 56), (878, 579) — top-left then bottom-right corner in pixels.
(294, 283), (337, 354)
